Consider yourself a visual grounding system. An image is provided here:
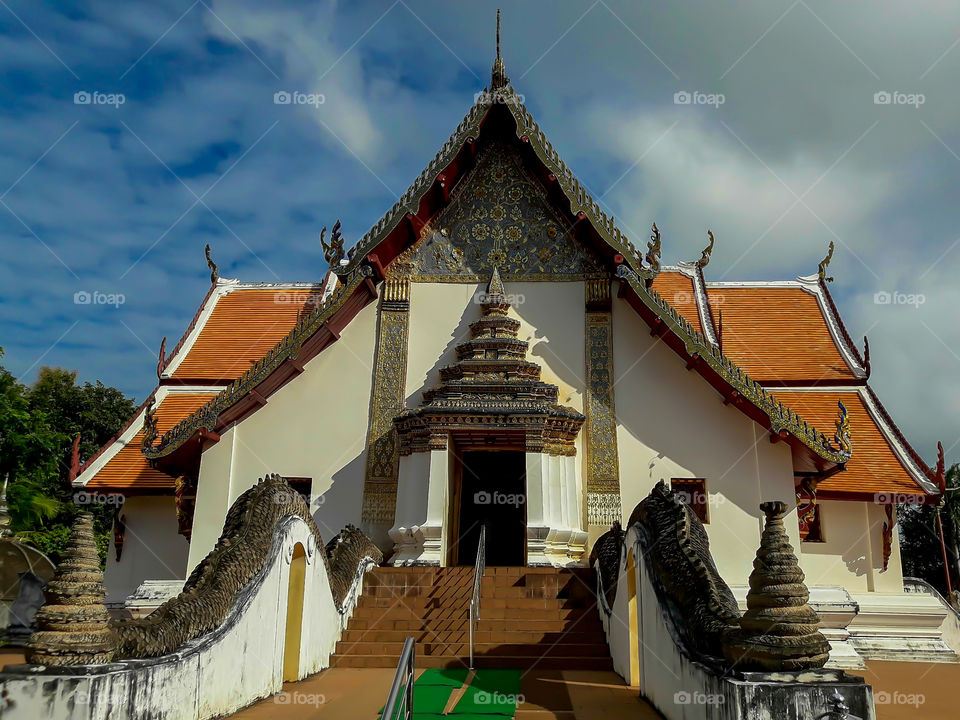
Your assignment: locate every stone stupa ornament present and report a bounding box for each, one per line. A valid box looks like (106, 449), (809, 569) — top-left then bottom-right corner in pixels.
(723, 501), (830, 671)
(27, 512), (117, 665)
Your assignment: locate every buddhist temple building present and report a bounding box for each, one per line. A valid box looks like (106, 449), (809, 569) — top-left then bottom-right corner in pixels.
(70, 27), (950, 678)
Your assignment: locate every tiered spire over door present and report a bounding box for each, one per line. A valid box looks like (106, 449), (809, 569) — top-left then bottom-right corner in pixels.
(393, 267), (584, 455)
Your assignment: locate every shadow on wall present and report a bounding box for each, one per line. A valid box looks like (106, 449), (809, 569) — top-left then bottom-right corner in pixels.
(512, 283), (585, 409)
(797, 535), (869, 579)
(407, 292), (475, 408)
(312, 453), (367, 543)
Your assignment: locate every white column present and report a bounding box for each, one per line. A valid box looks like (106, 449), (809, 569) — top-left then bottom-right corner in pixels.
(388, 440), (448, 566)
(525, 452), (551, 565)
(388, 452), (430, 565)
(565, 454), (588, 560)
(421, 445), (448, 564)
(526, 451), (588, 567)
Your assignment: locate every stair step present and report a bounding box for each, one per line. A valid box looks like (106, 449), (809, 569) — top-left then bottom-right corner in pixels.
(334, 641), (611, 657)
(329, 654), (614, 670)
(345, 618), (603, 633)
(358, 595), (581, 610)
(335, 566), (609, 670)
(340, 629), (604, 644)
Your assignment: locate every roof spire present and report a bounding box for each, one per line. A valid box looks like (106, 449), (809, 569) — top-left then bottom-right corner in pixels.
(487, 264), (505, 297)
(491, 9), (509, 90)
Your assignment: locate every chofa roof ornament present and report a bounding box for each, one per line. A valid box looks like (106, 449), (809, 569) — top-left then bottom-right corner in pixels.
(320, 220), (346, 267)
(205, 244), (219, 284)
(646, 222), (662, 272)
(141, 397), (158, 452)
(818, 241), (834, 283)
(834, 400), (852, 455)
(697, 229), (715, 268)
(491, 9), (509, 90)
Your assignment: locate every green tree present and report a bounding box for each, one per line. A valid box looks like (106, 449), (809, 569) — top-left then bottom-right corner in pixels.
(1, 350), (136, 565)
(899, 464), (960, 601)
(0, 351), (64, 529)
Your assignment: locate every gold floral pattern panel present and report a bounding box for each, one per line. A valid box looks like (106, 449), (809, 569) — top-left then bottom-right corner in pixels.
(361, 279), (411, 529)
(392, 142), (605, 282)
(585, 279), (622, 527)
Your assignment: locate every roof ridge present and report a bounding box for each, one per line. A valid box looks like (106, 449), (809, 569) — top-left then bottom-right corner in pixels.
(862, 384), (939, 486)
(817, 276), (866, 370)
(144, 266), (373, 459)
(144, 85), (849, 469)
(160, 281), (223, 378)
(75, 390), (156, 483)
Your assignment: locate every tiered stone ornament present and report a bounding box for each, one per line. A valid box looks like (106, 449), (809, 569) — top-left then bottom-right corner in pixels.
(724, 501), (830, 671)
(393, 267), (584, 455)
(27, 512), (117, 665)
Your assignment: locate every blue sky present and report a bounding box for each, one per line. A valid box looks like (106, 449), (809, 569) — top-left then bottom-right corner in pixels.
(1, 1), (958, 464)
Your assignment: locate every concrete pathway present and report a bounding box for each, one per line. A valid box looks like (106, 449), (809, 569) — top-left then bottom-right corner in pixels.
(227, 667), (658, 719)
(0, 648), (25, 668)
(850, 660), (960, 720)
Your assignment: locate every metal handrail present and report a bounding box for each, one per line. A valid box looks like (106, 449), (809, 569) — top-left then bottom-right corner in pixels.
(469, 524), (487, 670)
(381, 636), (415, 720)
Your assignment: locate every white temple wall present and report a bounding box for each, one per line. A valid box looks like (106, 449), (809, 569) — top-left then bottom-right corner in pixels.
(611, 297), (800, 586)
(405, 281), (585, 411)
(188, 301), (378, 571)
(104, 496), (188, 604)
(796, 501), (903, 593)
(189, 426), (238, 572)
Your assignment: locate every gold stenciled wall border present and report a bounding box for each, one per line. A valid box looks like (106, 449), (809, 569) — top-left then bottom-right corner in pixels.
(584, 277), (622, 527)
(360, 276), (411, 529)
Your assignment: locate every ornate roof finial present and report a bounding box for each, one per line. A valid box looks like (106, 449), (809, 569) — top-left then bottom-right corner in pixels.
(818, 241), (834, 283)
(491, 9), (510, 90)
(936, 441), (946, 493)
(156, 336), (167, 380)
(646, 222), (662, 272)
(698, 230), (715, 268)
(862, 335), (871, 378)
(205, 244), (219, 284)
(834, 399), (851, 455)
(0, 474), (12, 538)
(320, 220), (346, 266)
(142, 397), (158, 452)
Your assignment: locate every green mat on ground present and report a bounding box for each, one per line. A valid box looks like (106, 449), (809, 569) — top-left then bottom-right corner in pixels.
(378, 684), (454, 719)
(450, 669), (522, 716)
(416, 668), (471, 687)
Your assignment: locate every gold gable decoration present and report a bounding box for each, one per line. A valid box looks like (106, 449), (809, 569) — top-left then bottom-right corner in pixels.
(392, 143), (605, 283)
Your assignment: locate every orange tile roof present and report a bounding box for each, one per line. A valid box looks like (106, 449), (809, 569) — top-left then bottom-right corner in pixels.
(771, 390), (924, 496)
(650, 271), (703, 334)
(170, 288), (322, 381)
(706, 286), (855, 383)
(85, 392), (216, 490)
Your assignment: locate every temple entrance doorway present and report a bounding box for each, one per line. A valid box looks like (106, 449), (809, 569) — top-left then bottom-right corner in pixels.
(452, 450), (526, 566)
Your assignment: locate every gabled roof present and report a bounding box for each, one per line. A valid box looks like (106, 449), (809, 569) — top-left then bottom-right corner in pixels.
(705, 281), (861, 384)
(649, 270), (940, 498)
(142, 73), (850, 478)
(650, 268), (702, 335)
(75, 388), (218, 491)
(162, 280), (325, 383)
(75, 280), (329, 491)
(770, 388), (939, 498)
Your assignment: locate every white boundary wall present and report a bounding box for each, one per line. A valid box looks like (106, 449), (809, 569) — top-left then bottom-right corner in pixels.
(0, 516), (375, 720)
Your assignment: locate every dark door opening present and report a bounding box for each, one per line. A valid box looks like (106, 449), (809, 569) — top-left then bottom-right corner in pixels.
(456, 450), (526, 566)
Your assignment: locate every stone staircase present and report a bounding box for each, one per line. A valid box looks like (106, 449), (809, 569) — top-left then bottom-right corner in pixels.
(330, 566), (613, 669)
